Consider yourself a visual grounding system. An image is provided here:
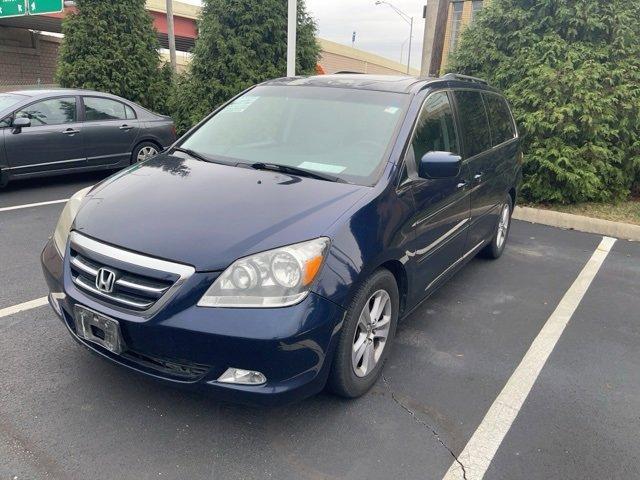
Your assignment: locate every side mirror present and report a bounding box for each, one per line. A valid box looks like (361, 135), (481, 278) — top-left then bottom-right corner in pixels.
(12, 117), (31, 133)
(419, 151), (462, 179)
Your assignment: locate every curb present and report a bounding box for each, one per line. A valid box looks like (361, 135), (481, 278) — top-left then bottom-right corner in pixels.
(513, 206), (640, 242)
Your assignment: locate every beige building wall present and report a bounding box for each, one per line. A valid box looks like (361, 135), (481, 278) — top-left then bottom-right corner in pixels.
(318, 38), (420, 76)
(145, 0), (200, 19)
(441, 0), (489, 73)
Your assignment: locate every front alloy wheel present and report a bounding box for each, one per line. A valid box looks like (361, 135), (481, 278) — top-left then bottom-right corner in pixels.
(328, 268), (399, 398)
(352, 290), (392, 377)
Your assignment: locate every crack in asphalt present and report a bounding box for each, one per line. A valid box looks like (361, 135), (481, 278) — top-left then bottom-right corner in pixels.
(381, 372), (468, 480)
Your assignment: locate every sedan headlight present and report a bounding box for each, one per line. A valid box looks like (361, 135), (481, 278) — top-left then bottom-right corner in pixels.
(53, 186), (92, 255)
(198, 238), (330, 308)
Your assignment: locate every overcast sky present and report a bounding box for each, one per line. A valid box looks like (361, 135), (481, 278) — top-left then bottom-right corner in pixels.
(181, 0), (426, 69)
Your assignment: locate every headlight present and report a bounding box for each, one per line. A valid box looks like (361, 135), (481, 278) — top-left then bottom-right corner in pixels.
(198, 237), (330, 308)
(53, 186), (92, 255)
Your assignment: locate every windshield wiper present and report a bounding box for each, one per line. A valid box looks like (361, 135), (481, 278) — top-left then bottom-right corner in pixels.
(171, 147), (228, 165)
(249, 162), (347, 183)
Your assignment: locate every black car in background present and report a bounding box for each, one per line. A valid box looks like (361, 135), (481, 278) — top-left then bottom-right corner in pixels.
(0, 89), (176, 187)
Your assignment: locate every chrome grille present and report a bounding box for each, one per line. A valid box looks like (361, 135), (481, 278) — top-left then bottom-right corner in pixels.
(68, 232), (195, 316)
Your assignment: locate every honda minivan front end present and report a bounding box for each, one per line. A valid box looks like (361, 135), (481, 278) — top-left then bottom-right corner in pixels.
(42, 74), (520, 405)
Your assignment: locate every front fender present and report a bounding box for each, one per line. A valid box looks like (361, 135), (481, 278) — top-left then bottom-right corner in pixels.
(312, 185), (414, 309)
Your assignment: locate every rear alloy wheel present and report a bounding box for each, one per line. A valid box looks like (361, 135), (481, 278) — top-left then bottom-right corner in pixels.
(132, 142), (159, 164)
(481, 194), (513, 259)
(328, 269), (399, 398)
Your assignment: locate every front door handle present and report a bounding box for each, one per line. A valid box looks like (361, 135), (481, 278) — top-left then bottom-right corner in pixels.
(119, 124), (134, 131)
(62, 128), (80, 135)
(474, 173), (483, 183)
(456, 181), (467, 190)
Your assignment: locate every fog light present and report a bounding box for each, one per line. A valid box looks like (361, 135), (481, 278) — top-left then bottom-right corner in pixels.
(217, 368), (266, 385)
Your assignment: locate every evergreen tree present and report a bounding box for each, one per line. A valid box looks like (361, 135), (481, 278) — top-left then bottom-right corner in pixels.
(449, 0), (640, 203)
(173, 0), (321, 132)
(57, 0), (171, 113)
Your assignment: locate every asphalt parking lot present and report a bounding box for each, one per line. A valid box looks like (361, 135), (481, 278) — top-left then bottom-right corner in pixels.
(1, 173), (639, 480)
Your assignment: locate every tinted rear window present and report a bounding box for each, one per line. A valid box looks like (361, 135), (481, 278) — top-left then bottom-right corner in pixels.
(483, 93), (516, 145)
(453, 90), (491, 158)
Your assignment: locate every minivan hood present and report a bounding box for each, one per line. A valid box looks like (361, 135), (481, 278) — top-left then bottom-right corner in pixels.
(73, 154), (368, 271)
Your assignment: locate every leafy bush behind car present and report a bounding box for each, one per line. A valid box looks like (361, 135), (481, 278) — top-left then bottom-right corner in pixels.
(448, 0), (640, 204)
(56, 0), (173, 116)
(170, 0), (321, 135)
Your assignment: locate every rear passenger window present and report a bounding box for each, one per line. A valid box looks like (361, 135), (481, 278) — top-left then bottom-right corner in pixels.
(84, 97), (128, 121)
(483, 93), (516, 145)
(453, 91), (491, 158)
(410, 91), (459, 168)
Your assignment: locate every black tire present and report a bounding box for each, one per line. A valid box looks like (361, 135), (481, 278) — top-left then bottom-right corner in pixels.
(480, 194), (513, 259)
(328, 268), (399, 398)
(131, 141), (160, 164)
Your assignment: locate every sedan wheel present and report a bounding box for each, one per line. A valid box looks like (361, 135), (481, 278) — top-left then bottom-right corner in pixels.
(137, 145), (158, 162)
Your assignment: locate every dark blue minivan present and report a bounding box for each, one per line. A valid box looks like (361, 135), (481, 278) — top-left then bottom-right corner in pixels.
(41, 73), (522, 405)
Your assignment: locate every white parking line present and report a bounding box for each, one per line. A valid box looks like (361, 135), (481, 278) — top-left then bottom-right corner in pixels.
(0, 199), (68, 213)
(442, 236), (617, 480)
(0, 297), (49, 319)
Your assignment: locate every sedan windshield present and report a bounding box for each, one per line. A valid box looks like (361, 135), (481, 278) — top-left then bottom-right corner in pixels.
(0, 94), (25, 111)
(180, 86), (409, 185)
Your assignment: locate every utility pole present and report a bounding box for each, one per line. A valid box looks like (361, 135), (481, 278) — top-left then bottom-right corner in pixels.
(407, 17), (413, 75)
(287, 0), (297, 77)
(166, 0), (177, 74)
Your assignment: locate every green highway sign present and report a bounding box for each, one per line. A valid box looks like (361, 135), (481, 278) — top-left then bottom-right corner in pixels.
(28, 0), (63, 15)
(0, 0), (26, 18)
(0, 0), (63, 18)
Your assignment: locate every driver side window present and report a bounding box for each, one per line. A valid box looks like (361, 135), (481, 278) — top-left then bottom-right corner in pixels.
(15, 97), (77, 127)
(411, 92), (459, 170)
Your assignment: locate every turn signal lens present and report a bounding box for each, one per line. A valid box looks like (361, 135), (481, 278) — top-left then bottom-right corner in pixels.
(303, 255), (324, 286)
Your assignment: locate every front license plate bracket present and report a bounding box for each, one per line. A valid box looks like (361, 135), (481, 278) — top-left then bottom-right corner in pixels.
(73, 305), (124, 354)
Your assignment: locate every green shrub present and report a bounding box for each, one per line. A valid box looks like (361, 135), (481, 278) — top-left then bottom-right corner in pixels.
(172, 0), (320, 134)
(57, 0), (172, 114)
(448, 0), (640, 203)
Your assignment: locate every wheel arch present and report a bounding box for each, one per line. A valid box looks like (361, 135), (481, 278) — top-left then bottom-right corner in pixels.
(377, 259), (408, 317)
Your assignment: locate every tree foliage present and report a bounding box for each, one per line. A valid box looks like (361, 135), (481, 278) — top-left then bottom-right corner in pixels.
(56, 0), (171, 114)
(449, 0), (640, 203)
(172, 0), (321, 133)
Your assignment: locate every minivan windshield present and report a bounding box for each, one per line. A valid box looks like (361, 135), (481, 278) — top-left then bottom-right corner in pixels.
(180, 86), (409, 185)
(0, 94), (25, 111)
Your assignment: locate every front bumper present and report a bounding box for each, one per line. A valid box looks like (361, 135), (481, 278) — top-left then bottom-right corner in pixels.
(41, 238), (345, 406)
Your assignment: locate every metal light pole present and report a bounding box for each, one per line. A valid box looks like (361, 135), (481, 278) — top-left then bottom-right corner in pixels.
(166, 0), (177, 74)
(375, 1), (414, 75)
(287, 0), (297, 77)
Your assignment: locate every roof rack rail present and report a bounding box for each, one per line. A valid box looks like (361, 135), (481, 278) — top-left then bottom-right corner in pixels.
(441, 73), (489, 85)
(333, 71), (365, 74)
